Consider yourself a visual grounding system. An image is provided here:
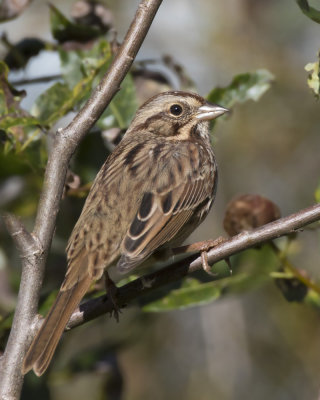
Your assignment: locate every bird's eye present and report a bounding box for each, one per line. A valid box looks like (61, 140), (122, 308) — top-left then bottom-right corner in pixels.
(170, 104), (183, 116)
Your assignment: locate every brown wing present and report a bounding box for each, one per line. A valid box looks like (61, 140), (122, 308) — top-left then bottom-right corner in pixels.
(64, 139), (161, 288)
(117, 175), (211, 273)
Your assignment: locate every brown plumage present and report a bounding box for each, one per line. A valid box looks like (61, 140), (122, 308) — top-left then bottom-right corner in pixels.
(22, 91), (228, 376)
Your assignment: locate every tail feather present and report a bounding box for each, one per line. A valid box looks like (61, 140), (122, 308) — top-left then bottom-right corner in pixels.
(22, 277), (91, 376)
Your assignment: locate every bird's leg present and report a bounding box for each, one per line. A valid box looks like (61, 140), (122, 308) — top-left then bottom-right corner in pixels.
(104, 272), (121, 322)
(172, 237), (232, 276)
(200, 250), (216, 276)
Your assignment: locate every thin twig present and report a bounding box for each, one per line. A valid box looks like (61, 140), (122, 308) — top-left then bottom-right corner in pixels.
(269, 241), (320, 294)
(0, 1), (163, 398)
(66, 202), (320, 330)
(11, 74), (62, 86)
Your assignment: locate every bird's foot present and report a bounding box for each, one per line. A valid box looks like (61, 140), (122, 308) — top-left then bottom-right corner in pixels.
(104, 273), (122, 322)
(173, 237), (232, 277)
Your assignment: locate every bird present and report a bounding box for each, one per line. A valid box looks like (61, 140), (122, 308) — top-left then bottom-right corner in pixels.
(22, 90), (228, 376)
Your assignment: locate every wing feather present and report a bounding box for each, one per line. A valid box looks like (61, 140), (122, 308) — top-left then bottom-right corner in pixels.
(117, 173), (211, 273)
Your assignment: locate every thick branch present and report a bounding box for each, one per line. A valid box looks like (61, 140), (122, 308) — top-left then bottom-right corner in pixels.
(0, 214), (43, 398)
(67, 202), (320, 329)
(0, 1), (163, 399)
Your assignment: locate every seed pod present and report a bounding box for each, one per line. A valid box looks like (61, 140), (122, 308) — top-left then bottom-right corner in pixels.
(223, 194), (281, 236)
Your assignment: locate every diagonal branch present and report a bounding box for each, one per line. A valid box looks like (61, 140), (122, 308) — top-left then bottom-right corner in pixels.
(0, 1), (163, 398)
(66, 202), (320, 330)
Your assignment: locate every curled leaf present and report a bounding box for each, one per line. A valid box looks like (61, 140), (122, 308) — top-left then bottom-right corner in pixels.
(207, 69), (274, 108)
(0, 61), (42, 152)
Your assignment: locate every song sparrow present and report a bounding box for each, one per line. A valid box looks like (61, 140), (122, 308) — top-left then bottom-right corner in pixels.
(22, 91), (228, 376)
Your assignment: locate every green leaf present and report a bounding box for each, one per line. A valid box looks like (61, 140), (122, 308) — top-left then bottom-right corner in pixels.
(142, 268), (268, 313)
(143, 278), (222, 312)
(59, 49), (84, 87)
(0, 61), (43, 152)
(31, 82), (72, 125)
(98, 73), (137, 130)
(0, 61), (26, 116)
(315, 181), (320, 202)
(142, 269), (270, 313)
(207, 69), (274, 108)
(0, 120), (43, 155)
(305, 289), (320, 308)
(0, 62), (26, 107)
(305, 55), (320, 98)
(50, 4), (104, 43)
(0, 115), (40, 130)
(143, 246), (277, 312)
(31, 39), (112, 127)
(59, 39), (111, 88)
(142, 268), (272, 313)
(296, 0), (320, 23)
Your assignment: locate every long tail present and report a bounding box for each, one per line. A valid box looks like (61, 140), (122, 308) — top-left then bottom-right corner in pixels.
(22, 276), (91, 376)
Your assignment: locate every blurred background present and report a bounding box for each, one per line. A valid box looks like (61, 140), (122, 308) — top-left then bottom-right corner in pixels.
(1, 1), (320, 399)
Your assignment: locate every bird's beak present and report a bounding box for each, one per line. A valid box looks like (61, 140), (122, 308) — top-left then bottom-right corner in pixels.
(196, 103), (229, 121)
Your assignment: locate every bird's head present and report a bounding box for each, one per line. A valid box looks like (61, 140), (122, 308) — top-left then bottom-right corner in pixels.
(126, 91), (228, 141)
